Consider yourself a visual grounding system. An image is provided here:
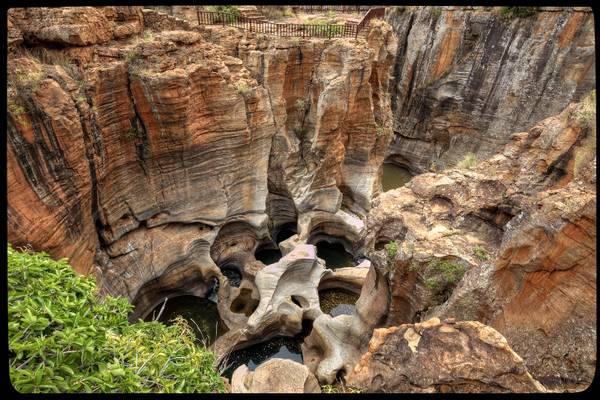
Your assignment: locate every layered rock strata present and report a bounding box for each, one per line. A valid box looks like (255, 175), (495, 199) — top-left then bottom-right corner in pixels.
(362, 93), (596, 388)
(385, 6), (595, 173)
(7, 7), (396, 328)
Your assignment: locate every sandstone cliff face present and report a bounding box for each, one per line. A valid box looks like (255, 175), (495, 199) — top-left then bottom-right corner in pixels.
(202, 22), (397, 220)
(385, 6), (595, 173)
(7, 8), (396, 324)
(363, 93), (596, 388)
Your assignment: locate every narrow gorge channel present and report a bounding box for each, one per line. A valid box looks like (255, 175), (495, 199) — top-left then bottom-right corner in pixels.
(7, 5), (596, 394)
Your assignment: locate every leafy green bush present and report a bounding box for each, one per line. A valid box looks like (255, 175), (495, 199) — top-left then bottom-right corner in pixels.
(384, 241), (399, 260)
(472, 245), (489, 261)
(293, 124), (306, 136)
(8, 245), (225, 393)
(500, 7), (538, 19)
(422, 258), (466, 296)
(206, 5), (241, 23)
(457, 153), (477, 169)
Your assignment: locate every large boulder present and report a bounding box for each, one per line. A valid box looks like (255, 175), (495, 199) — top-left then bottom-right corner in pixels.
(231, 359), (320, 393)
(346, 318), (546, 393)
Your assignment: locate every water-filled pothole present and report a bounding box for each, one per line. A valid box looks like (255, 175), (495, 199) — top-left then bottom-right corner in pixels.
(221, 336), (303, 379)
(276, 223), (297, 243)
(381, 163), (412, 192)
(254, 247), (283, 265)
(145, 295), (228, 346)
(319, 289), (360, 317)
(315, 241), (354, 269)
(221, 264), (242, 287)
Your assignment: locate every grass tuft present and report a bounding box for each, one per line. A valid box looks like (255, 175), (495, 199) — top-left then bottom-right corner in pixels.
(457, 153), (477, 169)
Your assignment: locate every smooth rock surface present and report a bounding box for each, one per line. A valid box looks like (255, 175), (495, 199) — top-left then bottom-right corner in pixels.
(231, 359), (320, 393)
(346, 319), (546, 393)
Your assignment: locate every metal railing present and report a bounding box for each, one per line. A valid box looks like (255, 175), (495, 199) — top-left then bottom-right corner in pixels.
(196, 7), (386, 39)
(356, 7), (386, 36)
(197, 11), (358, 38)
(289, 5), (374, 13)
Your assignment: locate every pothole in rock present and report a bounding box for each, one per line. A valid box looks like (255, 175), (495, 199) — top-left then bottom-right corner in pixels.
(220, 264), (242, 288)
(381, 162), (413, 192)
(221, 336), (304, 379)
(276, 223), (297, 243)
(230, 288), (259, 317)
(314, 241), (354, 269)
(221, 319), (314, 379)
(319, 289), (360, 317)
(254, 247), (283, 265)
(144, 295), (228, 346)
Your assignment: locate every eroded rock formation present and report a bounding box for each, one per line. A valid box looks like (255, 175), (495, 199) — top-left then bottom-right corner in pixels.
(7, 7), (396, 328)
(363, 93), (596, 388)
(385, 6), (595, 173)
(346, 318), (546, 393)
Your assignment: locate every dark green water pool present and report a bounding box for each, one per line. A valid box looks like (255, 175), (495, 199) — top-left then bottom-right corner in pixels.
(145, 295), (228, 346)
(315, 241), (354, 269)
(255, 248), (283, 266)
(381, 163), (412, 192)
(319, 289), (359, 317)
(221, 336), (303, 379)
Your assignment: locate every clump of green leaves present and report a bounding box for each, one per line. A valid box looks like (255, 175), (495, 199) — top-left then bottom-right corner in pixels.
(234, 81), (250, 95)
(500, 7), (538, 19)
(375, 122), (385, 136)
(472, 245), (489, 261)
(422, 258), (466, 300)
(384, 241), (399, 272)
(293, 124), (306, 136)
(457, 152), (477, 169)
(8, 245), (225, 393)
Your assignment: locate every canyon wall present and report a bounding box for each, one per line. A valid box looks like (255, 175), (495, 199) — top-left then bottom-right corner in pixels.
(362, 92), (596, 389)
(7, 7), (396, 320)
(385, 6), (595, 173)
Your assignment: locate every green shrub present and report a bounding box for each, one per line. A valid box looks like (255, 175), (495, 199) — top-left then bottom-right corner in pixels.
(206, 5), (240, 23)
(8, 245), (225, 393)
(422, 258), (466, 297)
(472, 246), (489, 261)
(375, 123), (385, 136)
(457, 153), (477, 169)
(500, 7), (538, 19)
(385, 241), (399, 260)
(293, 124), (306, 136)
(234, 81), (250, 95)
